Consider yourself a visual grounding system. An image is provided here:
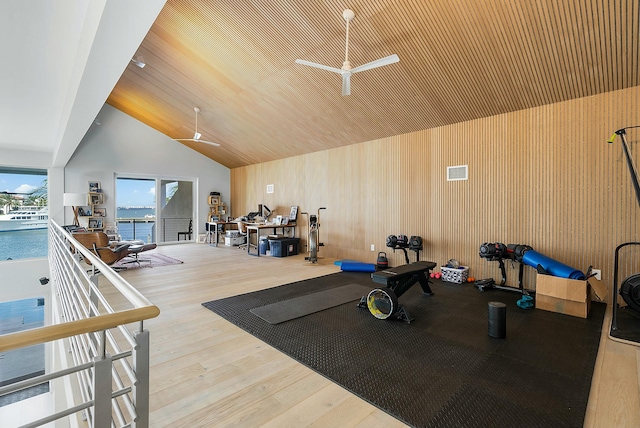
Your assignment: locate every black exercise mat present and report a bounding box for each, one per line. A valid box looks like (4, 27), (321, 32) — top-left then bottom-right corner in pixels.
(610, 305), (640, 343)
(202, 271), (605, 428)
(249, 283), (372, 324)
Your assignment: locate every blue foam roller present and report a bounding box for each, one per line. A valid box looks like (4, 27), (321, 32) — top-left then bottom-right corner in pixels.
(521, 250), (585, 280)
(334, 259), (362, 266)
(340, 262), (376, 272)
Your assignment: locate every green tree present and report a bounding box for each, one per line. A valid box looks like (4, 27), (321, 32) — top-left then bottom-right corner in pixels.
(0, 194), (12, 214)
(25, 179), (48, 206)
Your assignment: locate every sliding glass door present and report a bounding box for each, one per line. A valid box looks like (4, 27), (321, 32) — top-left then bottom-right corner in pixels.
(116, 176), (194, 244)
(115, 177), (156, 243)
(159, 179), (193, 243)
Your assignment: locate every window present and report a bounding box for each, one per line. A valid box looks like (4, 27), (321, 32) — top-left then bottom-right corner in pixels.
(116, 177), (157, 243)
(116, 176), (195, 244)
(0, 168), (48, 261)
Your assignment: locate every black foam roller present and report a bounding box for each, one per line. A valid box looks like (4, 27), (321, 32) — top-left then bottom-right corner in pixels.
(488, 301), (506, 339)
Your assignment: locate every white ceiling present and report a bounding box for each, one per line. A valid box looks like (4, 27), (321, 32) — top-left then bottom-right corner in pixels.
(0, 0), (166, 168)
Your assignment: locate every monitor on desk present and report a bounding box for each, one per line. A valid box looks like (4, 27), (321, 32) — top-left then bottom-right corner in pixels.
(260, 204), (271, 220)
(247, 204), (272, 222)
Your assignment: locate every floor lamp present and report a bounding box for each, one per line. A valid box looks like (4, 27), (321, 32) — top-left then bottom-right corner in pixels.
(63, 193), (87, 227)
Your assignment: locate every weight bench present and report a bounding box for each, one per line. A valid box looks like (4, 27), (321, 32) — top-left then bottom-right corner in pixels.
(358, 261), (437, 323)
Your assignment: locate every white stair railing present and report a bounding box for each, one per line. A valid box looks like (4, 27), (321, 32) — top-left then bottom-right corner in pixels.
(0, 221), (160, 428)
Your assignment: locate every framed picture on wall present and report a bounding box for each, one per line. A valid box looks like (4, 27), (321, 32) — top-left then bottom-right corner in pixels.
(94, 208), (106, 217)
(88, 181), (101, 192)
(90, 193), (104, 205)
(289, 206), (298, 222)
(88, 218), (103, 229)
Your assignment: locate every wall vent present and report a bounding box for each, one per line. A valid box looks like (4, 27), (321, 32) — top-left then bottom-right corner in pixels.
(447, 165), (468, 181)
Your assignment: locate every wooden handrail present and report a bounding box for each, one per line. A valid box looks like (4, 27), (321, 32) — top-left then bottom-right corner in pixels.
(0, 306), (160, 353)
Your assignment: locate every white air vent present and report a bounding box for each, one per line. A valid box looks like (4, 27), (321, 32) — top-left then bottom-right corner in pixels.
(447, 165), (468, 181)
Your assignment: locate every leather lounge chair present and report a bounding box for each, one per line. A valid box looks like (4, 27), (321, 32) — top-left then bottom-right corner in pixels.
(73, 231), (133, 269)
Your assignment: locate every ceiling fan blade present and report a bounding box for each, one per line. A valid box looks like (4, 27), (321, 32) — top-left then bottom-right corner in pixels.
(196, 140), (221, 147)
(295, 59), (343, 74)
(175, 139), (221, 147)
(342, 73), (351, 96)
(351, 54), (399, 74)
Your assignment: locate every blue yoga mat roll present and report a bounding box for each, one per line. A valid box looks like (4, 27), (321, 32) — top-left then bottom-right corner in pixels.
(521, 250), (585, 280)
(334, 259), (361, 266)
(340, 262), (377, 273)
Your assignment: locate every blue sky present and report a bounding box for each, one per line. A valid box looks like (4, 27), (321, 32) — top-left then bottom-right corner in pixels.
(116, 178), (156, 207)
(0, 173), (45, 195)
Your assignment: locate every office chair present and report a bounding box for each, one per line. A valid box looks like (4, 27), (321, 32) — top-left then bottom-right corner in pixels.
(178, 219), (193, 241)
(235, 220), (249, 250)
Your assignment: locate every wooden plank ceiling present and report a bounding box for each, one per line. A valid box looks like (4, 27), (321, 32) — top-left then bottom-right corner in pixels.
(106, 0), (639, 169)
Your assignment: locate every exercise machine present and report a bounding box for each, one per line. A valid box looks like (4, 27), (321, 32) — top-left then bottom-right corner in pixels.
(607, 128), (640, 323)
(301, 207), (326, 263)
(611, 242), (640, 333)
(358, 261), (437, 323)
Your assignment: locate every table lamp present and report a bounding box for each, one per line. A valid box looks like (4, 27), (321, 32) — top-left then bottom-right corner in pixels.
(63, 192), (87, 226)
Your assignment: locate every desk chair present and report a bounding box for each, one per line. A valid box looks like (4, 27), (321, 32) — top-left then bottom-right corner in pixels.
(236, 221), (248, 249)
(178, 219), (193, 241)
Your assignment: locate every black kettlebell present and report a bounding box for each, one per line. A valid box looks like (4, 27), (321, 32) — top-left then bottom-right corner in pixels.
(377, 252), (389, 269)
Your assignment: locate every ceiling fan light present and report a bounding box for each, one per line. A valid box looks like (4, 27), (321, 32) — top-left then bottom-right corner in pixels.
(194, 132), (202, 140)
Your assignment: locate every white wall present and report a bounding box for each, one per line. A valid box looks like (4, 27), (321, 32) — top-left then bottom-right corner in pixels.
(63, 104), (230, 236)
(0, 258), (50, 302)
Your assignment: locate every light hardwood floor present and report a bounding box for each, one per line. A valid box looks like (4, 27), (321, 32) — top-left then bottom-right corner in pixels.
(108, 243), (639, 427)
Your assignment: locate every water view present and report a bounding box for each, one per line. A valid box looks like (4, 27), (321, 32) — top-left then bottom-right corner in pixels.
(0, 207), (157, 261)
(117, 207), (156, 243)
(0, 229), (48, 261)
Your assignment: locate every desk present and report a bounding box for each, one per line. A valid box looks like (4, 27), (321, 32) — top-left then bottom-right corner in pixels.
(246, 223), (296, 256)
(207, 221), (238, 247)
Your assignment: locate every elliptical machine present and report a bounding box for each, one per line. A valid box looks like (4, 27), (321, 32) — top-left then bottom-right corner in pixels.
(301, 207), (326, 263)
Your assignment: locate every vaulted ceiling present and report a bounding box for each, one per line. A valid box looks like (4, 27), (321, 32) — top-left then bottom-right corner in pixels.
(107, 0), (639, 169)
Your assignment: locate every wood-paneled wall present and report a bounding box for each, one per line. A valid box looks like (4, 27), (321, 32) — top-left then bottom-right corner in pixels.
(232, 86), (640, 300)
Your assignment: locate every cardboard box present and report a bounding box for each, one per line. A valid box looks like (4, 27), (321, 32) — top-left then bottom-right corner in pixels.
(535, 274), (591, 318)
